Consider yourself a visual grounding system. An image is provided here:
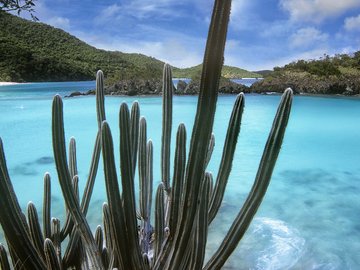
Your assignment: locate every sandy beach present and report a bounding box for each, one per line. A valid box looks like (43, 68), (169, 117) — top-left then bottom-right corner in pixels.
(0, 82), (19, 86)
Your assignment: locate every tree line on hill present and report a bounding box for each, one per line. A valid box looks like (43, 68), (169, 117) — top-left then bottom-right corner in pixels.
(0, 12), (260, 83)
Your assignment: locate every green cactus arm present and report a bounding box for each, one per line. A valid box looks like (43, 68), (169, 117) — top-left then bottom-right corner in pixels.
(138, 116), (154, 256)
(139, 117), (148, 220)
(43, 173), (52, 239)
(27, 202), (46, 260)
(50, 218), (62, 265)
(204, 133), (215, 169)
(80, 132), (101, 215)
(52, 95), (104, 269)
(168, 123), (187, 236)
(63, 135), (102, 266)
(203, 88), (293, 270)
(140, 139), (154, 254)
(96, 70), (106, 129)
(95, 225), (104, 255)
(101, 121), (130, 269)
(0, 243), (11, 270)
(208, 93), (245, 223)
(130, 101), (140, 175)
(80, 69), (105, 216)
(101, 247), (110, 269)
(146, 140), (153, 220)
(69, 137), (78, 178)
(102, 203), (113, 256)
(161, 63), (173, 193)
(188, 172), (211, 270)
(102, 203), (116, 269)
(0, 139), (46, 269)
(60, 175), (79, 240)
(154, 183), (165, 261)
(165, 1), (232, 268)
(119, 103), (145, 269)
(44, 239), (62, 270)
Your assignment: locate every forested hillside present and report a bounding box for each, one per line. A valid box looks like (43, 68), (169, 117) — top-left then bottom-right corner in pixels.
(173, 64), (261, 79)
(251, 53), (360, 95)
(0, 12), (164, 82)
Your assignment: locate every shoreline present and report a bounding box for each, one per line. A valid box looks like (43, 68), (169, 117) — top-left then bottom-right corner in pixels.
(0, 82), (20, 86)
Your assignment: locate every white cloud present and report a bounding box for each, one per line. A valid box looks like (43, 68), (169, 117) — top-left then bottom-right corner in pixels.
(76, 28), (205, 68)
(94, 4), (122, 24)
(47, 16), (70, 30)
(280, 0), (360, 23)
(290, 27), (328, 48)
(231, 0), (247, 18)
(229, 0), (253, 30)
(344, 14), (360, 31)
(122, 0), (186, 20)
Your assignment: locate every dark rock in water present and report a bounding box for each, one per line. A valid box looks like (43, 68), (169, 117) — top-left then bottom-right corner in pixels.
(65, 91), (84, 98)
(219, 79), (250, 94)
(177, 77), (250, 95)
(176, 80), (188, 94)
(12, 165), (37, 176)
(85, 89), (95, 95)
(67, 77), (251, 97)
(184, 81), (200, 95)
(36, 156), (54, 164)
(105, 79), (164, 96)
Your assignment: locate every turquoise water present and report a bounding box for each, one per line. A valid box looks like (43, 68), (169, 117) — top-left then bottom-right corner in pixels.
(0, 82), (360, 269)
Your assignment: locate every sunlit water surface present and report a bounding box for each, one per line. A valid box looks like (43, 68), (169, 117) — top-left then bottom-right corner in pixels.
(0, 81), (359, 269)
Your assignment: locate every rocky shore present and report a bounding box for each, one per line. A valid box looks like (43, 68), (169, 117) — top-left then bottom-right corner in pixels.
(66, 78), (250, 97)
(249, 71), (360, 96)
(66, 72), (360, 98)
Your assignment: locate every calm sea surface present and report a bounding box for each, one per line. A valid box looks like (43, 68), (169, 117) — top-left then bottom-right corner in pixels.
(0, 81), (360, 269)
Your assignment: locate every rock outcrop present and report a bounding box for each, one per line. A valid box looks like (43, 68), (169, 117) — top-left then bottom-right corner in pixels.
(67, 78), (251, 97)
(250, 71), (360, 96)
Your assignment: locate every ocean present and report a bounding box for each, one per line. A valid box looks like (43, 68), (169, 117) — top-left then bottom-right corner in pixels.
(0, 81), (359, 269)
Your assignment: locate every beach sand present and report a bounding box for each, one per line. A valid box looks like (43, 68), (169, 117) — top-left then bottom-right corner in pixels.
(0, 82), (19, 86)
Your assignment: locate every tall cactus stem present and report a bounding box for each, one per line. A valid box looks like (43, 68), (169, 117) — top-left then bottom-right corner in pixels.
(27, 202), (45, 260)
(161, 63), (173, 193)
(0, 243), (11, 270)
(119, 103), (145, 268)
(204, 88), (293, 270)
(208, 93), (244, 223)
(52, 95), (104, 269)
(43, 173), (51, 239)
(165, 1), (232, 268)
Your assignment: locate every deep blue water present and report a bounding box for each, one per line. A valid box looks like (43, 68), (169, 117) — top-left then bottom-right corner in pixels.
(0, 81), (360, 269)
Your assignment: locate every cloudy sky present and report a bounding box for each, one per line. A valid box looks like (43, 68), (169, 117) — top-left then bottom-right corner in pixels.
(19, 0), (360, 70)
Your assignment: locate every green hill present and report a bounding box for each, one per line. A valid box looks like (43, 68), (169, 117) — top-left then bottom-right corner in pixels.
(0, 12), (164, 82)
(251, 53), (360, 95)
(173, 64), (262, 79)
(0, 12), (261, 83)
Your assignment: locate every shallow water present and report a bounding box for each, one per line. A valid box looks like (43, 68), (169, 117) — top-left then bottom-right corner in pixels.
(0, 82), (360, 269)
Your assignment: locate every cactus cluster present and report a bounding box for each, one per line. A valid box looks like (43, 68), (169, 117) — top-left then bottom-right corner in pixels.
(0, 0), (293, 269)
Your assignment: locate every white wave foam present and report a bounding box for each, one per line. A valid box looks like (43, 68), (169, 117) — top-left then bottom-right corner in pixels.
(247, 217), (306, 270)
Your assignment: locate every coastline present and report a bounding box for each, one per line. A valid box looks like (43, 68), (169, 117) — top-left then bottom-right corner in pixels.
(0, 82), (20, 86)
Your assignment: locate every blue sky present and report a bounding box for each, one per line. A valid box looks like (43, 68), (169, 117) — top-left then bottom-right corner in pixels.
(19, 0), (360, 70)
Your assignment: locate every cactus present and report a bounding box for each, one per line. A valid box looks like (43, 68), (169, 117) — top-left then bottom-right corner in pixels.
(0, 0), (293, 269)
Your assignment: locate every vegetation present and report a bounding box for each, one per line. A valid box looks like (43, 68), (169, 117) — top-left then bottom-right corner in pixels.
(0, 0), (293, 269)
(272, 53), (360, 78)
(0, 12), (165, 82)
(0, 12), (259, 84)
(173, 63), (261, 79)
(0, 0), (37, 20)
(251, 52), (360, 95)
